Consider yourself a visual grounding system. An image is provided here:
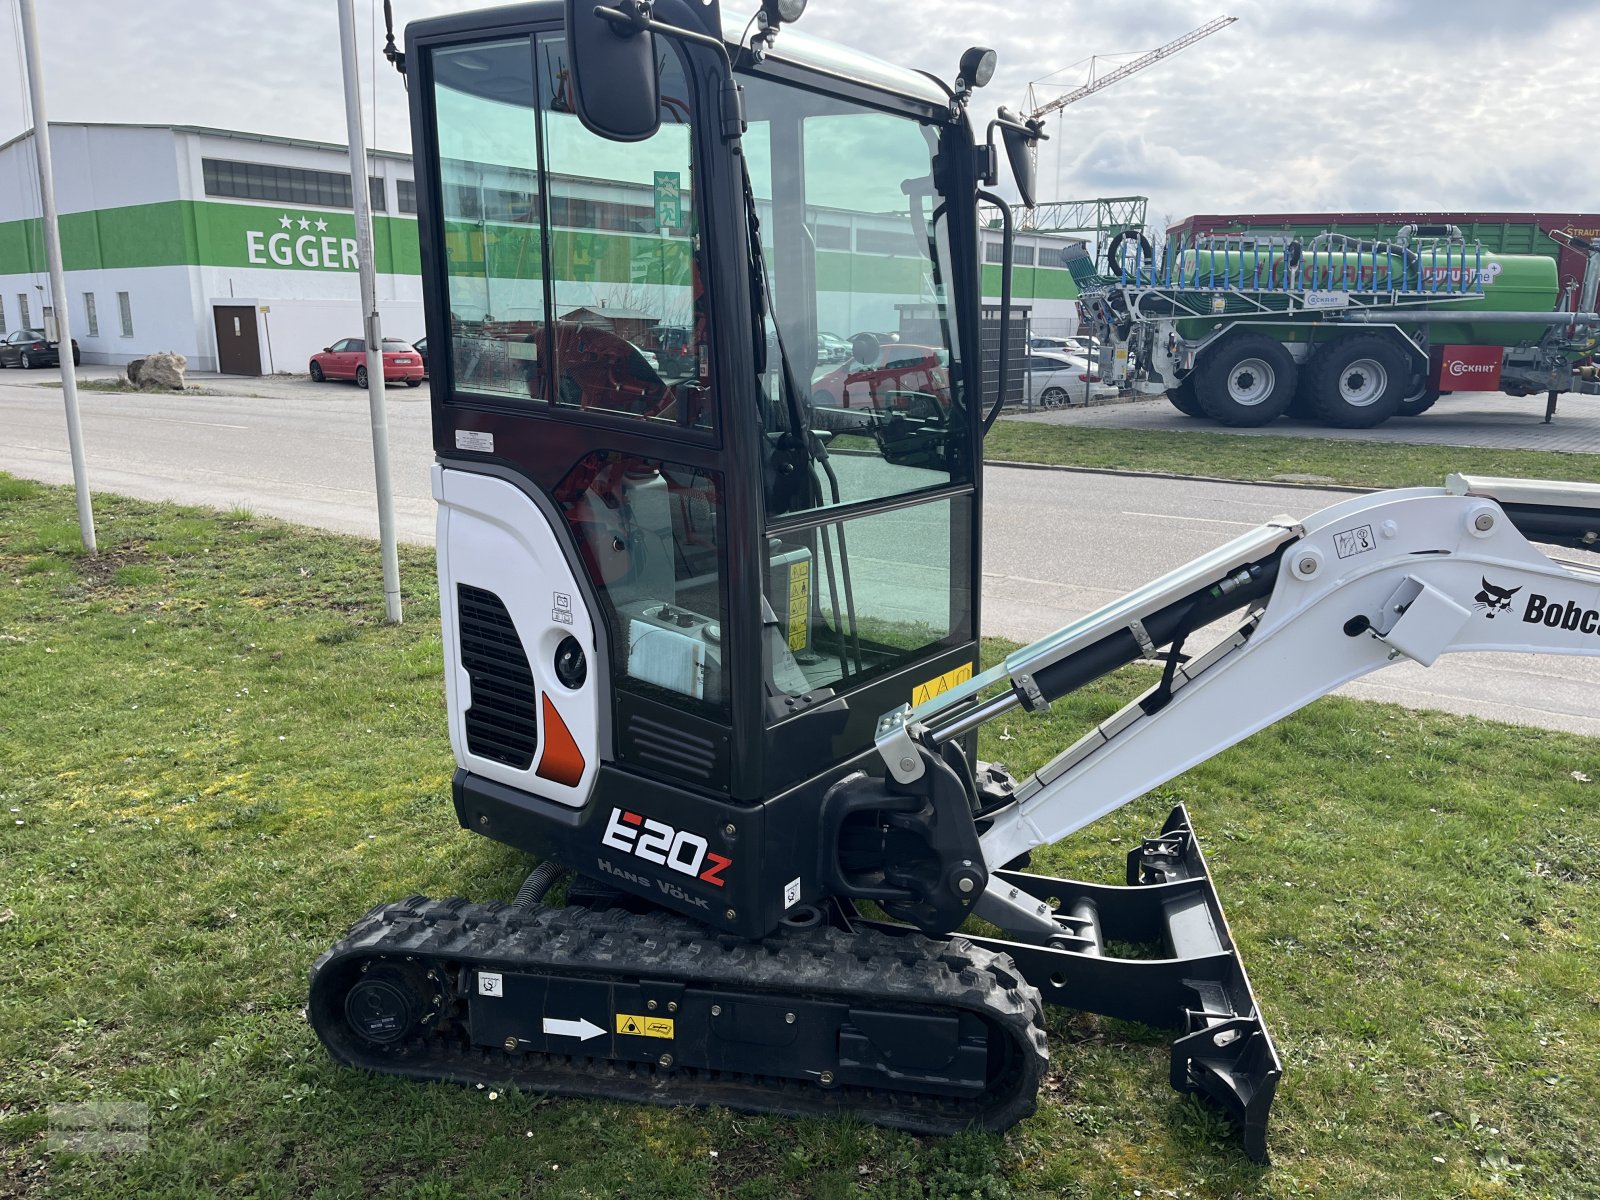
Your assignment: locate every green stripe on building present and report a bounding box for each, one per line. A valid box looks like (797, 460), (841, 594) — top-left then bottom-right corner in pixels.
(0, 200), (420, 276)
(0, 198), (1077, 303)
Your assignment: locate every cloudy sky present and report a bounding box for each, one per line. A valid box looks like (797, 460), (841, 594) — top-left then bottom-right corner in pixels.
(3, 0), (1597, 230)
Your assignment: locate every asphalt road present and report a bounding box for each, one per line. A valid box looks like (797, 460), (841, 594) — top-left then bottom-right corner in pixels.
(4, 372), (1598, 736)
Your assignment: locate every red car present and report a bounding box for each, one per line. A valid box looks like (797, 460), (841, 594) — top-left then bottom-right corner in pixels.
(810, 342), (950, 424)
(309, 337), (424, 387)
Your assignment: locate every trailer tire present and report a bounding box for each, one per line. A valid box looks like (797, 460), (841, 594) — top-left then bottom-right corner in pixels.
(1166, 378), (1203, 417)
(1395, 371), (1442, 417)
(1304, 335), (1406, 428)
(1194, 335), (1296, 426)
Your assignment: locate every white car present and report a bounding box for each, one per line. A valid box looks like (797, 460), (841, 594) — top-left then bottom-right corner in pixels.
(1022, 351), (1116, 407)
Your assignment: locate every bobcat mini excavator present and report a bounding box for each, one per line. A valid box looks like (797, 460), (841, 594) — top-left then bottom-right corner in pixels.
(310, 0), (1600, 1160)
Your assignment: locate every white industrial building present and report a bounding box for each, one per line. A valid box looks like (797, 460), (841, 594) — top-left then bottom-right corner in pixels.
(0, 122), (1081, 376)
(0, 123), (421, 373)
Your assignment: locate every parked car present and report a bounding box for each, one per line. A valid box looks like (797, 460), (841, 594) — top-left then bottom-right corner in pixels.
(0, 328), (80, 369)
(817, 331), (851, 362)
(412, 336), (428, 378)
(1023, 352), (1116, 407)
(309, 338), (424, 386)
(810, 341), (951, 427)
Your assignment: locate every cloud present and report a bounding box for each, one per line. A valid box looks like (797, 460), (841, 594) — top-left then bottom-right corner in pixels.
(2, 0), (1599, 232)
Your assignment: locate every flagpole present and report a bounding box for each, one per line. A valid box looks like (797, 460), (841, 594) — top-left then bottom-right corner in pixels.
(337, 0), (402, 623)
(18, 0), (95, 553)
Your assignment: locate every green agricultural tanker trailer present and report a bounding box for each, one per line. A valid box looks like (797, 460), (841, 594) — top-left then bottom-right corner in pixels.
(1073, 226), (1600, 428)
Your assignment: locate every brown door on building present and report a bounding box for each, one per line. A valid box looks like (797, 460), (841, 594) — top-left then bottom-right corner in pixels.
(213, 306), (262, 376)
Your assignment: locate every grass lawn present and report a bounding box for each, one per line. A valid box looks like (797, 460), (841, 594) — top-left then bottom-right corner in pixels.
(4, 475), (1600, 1198)
(985, 420), (1600, 491)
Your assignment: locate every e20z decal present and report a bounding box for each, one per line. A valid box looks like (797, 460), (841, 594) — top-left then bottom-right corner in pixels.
(601, 807), (732, 887)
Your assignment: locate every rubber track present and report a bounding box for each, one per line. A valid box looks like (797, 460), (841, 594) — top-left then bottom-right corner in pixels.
(309, 897), (1050, 1132)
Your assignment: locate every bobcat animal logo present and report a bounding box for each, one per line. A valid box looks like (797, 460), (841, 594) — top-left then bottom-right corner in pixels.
(1474, 577), (1521, 618)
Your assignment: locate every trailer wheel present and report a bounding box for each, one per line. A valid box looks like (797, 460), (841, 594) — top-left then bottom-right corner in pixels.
(1166, 378), (1203, 417)
(1395, 371), (1441, 417)
(1304, 335), (1405, 428)
(1194, 335), (1296, 426)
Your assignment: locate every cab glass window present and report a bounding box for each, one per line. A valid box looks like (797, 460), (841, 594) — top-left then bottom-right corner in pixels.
(536, 36), (711, 429)
(743, 78), (969, 516)
(428, 37), (548, 401)
(555, 452), (727, 715)
(763, 498), (968, 700)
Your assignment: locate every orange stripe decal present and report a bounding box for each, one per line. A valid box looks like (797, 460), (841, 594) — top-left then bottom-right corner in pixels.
(536, 694), (586, 787)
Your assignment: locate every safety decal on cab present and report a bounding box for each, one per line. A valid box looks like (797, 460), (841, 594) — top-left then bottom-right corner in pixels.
(912, 663), (973, 706)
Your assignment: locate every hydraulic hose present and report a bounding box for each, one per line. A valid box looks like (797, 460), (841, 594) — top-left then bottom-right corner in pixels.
(513, 861), (565, 912)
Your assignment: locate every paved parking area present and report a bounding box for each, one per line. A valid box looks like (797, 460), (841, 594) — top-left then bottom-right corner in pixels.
(1013, 389), (1600, 453)
(40, 363), (430, 403)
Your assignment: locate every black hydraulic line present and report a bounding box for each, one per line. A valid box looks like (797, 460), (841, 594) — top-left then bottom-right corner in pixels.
(835, 522), (864, 676)
(1028, 554), (1283, 707)
(1496, 504), (1600, 552)
(978, 189), (1015, 435)
(812, 453), (863, 674)
(817, 524), (850, 678)
(513, 861), (565, 912)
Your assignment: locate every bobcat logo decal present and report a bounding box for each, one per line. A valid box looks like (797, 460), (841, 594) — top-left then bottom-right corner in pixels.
(1474, 577), (1521, 618)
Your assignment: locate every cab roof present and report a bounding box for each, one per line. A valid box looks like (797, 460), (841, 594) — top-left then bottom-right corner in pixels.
(722, 17), (954, 113)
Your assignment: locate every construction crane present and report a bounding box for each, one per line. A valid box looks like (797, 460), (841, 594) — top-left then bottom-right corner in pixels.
(1025, 15), (1238, 123)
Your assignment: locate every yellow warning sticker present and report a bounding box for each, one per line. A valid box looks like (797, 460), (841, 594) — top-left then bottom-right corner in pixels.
(615, 1013), (675, 1039)
(911, 662), (974, 706)
(786, 559), (811, 651)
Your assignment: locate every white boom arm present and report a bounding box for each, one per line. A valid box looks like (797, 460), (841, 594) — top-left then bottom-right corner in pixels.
(933, 478), (1600, 875)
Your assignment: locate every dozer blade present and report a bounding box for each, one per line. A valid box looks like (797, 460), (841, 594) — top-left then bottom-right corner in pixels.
(963, 803), (1281, 1161)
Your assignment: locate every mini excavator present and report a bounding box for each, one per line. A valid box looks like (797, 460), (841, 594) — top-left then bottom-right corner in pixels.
(310, 0), (1600, 1160)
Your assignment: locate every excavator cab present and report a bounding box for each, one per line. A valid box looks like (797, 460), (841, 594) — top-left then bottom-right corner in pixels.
(412, 1), (988, 919)
(312, 0), (1286, 1159)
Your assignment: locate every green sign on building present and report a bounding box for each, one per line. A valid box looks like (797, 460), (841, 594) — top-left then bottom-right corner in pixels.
(653, 171), (681, 231)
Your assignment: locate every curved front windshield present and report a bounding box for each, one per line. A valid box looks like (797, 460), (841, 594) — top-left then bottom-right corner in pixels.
(742, 76), (968, 516)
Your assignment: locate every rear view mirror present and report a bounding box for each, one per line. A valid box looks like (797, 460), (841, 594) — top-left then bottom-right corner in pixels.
(564, 0), (661, 142)
(998, 119), (1037, 209)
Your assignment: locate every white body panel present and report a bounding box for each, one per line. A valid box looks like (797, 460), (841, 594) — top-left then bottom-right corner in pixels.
(434, 465), (600, 808)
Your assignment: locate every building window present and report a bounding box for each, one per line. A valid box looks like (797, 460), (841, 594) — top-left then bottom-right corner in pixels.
(0, 295), (6, 334)
(118, 292), (134, 337)
(1014, 244), (1036, 266)
(201, 157), (387, 211)
(855, 226), (919, 257)
(83, 293), (98, 337)
(814, 223), (851, 250)
(19, 294), (31, 329)
(983, 242), (1005, 264)
(397, 179), (417, 214)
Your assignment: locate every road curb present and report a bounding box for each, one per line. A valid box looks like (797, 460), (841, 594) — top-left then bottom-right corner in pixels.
(982, 458), (1375, 495)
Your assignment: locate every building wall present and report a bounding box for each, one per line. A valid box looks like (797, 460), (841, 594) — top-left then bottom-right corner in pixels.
(0, 125), (422, 370)
(0, 122), (1080, 369)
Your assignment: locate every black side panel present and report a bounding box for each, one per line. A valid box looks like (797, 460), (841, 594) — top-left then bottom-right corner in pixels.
(616, 691), (730, 790)
(456, 584), (538, 769)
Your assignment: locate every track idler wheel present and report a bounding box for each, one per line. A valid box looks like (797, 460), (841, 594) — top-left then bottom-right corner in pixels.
(344, 963), (432, 1046)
